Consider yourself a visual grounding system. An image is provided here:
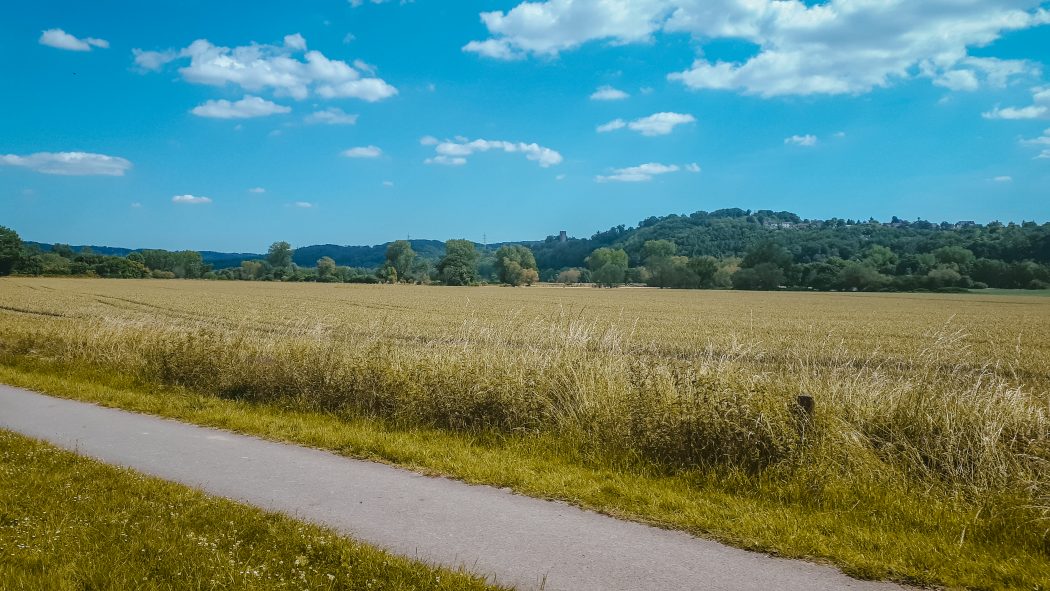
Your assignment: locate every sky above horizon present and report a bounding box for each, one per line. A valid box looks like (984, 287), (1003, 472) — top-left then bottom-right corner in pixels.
(2, 0), (1050, 251)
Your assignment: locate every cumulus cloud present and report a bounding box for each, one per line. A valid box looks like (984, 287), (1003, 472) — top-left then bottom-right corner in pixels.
(248, 187), (266, 193)
(590, 85), (629, 100)
(784, 134), (817, 147)
(596, 162), (681, 183)
(191, 95), (291, 119)
(293, 201), (314, 208)
(991, 175), (1013, 182)
(305, 108), (358, 125)
(419, 135), (439, 146)
(685, 162), (701, 173)
(598, 112), (695, 136)
(342, 146), (383, 158)
(39, 28), (108, 51)
(172, 194), (212, 204)
(983, 86), (1050, 120)
(466, 1), (1048, 97)
(134, 34), (397, 102)
(425, 138), (562, 167)
(0, 151), (131, 176)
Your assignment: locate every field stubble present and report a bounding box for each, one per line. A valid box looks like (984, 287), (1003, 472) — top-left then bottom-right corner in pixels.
(1, 278), (1049, 586)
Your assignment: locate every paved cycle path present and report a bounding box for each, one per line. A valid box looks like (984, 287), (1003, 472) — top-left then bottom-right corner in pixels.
(0, 384), (904, 590)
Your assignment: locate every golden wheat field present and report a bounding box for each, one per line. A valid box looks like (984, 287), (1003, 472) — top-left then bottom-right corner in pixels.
(2, 277), (1050, 586)
(2, 276), (1048, 478)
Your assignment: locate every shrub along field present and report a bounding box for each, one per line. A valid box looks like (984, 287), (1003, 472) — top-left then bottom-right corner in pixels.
(1, 277), (1048, 588)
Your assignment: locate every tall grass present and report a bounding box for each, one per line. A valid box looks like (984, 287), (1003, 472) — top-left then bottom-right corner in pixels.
(5, 305), (1046, 501)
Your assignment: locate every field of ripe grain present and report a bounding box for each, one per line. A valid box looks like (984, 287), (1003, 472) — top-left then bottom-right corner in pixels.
(1, 278), (1048, 479)
(1, 277), (1049, 587)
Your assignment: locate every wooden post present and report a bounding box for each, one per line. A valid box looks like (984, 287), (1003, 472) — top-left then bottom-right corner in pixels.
(797, 394), (814, 418)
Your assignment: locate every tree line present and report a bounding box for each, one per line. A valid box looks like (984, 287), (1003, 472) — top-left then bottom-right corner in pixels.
(3, 207), (1049, 291)
(0, 227), (541, 287)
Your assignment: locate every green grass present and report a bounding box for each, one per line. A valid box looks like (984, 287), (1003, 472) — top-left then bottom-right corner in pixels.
(0, 427), (503, 591)
(2, 357), (1048, 590)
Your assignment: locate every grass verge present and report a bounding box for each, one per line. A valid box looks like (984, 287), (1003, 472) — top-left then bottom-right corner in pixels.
(1, 358), (1048, 589)
(0, 427), (502, 591)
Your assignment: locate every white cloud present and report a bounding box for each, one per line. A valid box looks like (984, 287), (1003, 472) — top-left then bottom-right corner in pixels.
(191, 95), (291, 119)
(466, 1), (663, 59)
(426, 155), (468, 166)
(785, 134), (818, 147)
(419, 135), (439, 146)
(383, 180), (395, 187)
(983, 105), (1048, 119)
(934, 69), (980, 92)
(467, 1), (1049, 97)
(0, 151), (131, 176)
(134, 35), (397, 102)
(130, 202), (142, 208)
(596, 118), (626, 133)
(463, 39), (523, 60)
(598, 112), (695, 136)
(983, 86), (1050, 120)
(132, 49), (178, 71)
(172, 194), (212, 204)
(424, 138), (563, 167)
(283, 33), (307, 51)
(293, 201), (314, 208)
(342, 145), (383, 158)
(353, 59), (377, 75)
(1022, 128), (1050, 159)
(39, 29), (108, 51)
(248, 187), (266, 193)
(349, 0), (408, 6)
(596, 162), (680, 183)
(305, 108), (358, 125)
(590, 85), (629, 100)
(629, 112), (695, 136)
(991, 175), (1013, 182)
(685, 162), (701, 173)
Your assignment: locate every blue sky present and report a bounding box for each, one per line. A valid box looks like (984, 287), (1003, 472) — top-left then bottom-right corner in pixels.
(2, 0), (1049, 251)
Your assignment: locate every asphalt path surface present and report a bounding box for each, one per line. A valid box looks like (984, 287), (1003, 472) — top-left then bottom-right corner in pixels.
(0, 384), (905, 590)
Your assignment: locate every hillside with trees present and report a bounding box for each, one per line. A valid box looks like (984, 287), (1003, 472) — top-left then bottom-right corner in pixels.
(3, 207), (1049, 291)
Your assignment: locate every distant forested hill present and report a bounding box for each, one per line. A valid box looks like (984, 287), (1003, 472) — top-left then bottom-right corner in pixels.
(291, 240), (449, 268)
(530, 208), (1050, 269)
